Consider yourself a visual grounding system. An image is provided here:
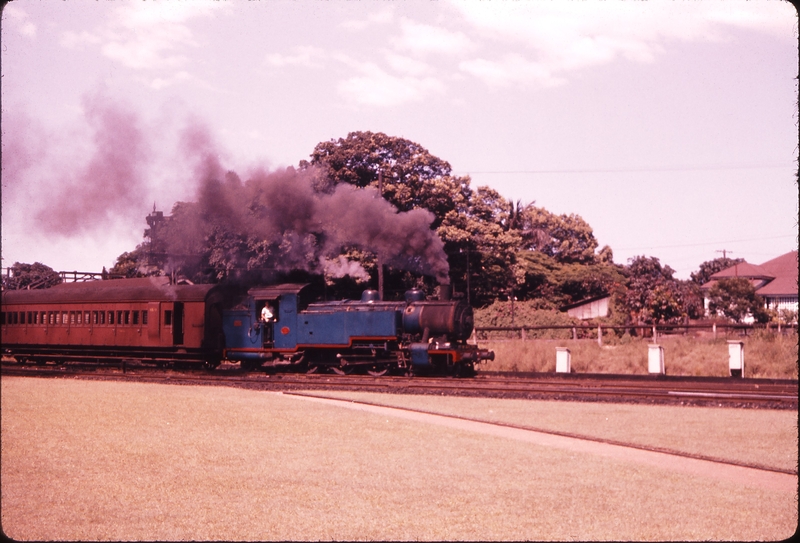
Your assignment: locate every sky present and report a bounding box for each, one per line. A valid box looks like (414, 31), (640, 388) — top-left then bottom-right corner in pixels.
(1, 0), (797, 280)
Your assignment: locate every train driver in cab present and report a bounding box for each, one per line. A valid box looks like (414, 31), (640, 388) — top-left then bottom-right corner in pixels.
(261, 304), (275, 323)
(261, 303), (275, 344)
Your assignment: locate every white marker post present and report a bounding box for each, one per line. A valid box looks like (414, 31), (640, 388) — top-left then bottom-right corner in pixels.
(648, 344), (665, 375)
(556, 347), (571, 373)
(728, 341), (744, 378)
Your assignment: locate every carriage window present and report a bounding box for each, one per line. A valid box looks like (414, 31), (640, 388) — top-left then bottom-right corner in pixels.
(33, 312), (38, 325)
(100, 311), (106, 325)
(27, 312), (33, 324)
(1, 312), (5, 325)
(123, 311), (130, 325)
(92, 311), (99, 325)
(108, 311), (114, 325)
(142, 310), (148, 325)
(84, 311), (90, 324)
(76, 312), (82, 325)
(62, 312), (68, 325)
(132, 311), (139, 325)
(117, 311), (123, 325)
(70, 312), (76, 325)
(164, 310), (173, 326)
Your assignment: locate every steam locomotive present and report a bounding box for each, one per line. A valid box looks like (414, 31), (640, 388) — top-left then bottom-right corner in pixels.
(1, 277), (493, 376)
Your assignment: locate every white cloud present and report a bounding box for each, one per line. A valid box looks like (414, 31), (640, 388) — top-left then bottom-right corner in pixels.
(266, 46), (327, 68)
(60, 31), (102, 49)
(337, 62), (445, 107)
(460, 54), (566, 89)
(95, 2), (226, 71)
(449, 0), (796, 87)
(4, 4), (37, 38)
(341, 8), (394, 31)
(149, 71), (193, 90)
(393, 18), (473, 56)
(384, 52), (432, 77)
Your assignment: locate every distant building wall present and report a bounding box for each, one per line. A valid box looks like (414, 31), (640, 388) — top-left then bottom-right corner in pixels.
(566, 296), (610, 320)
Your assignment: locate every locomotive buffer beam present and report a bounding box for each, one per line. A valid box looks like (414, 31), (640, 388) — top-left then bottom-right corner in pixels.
(459, 349), (495, 363)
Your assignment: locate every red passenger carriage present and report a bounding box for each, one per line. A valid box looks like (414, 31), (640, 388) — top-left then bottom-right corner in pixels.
(1, 277), (225, 367)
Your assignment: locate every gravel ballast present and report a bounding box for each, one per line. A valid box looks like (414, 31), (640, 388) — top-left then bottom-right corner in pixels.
(2, 376), (797, 541)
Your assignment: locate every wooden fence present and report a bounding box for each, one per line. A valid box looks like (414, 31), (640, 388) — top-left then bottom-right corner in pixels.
(473, 322), (798, 345)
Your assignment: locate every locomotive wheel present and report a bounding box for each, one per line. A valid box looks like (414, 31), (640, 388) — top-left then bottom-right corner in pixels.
(331, 365), (354, 376)
(305, 364), (320, 374)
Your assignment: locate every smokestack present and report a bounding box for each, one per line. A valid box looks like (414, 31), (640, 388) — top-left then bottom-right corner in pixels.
(438, 284), (452, 301)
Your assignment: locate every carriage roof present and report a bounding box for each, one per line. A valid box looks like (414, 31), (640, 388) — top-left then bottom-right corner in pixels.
(2, 277), (218, 305)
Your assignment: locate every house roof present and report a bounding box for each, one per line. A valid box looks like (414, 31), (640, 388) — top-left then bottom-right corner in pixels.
(701, 251), (797, 297)
(708, 262), (773, 281)
(756, 251), (798, 296)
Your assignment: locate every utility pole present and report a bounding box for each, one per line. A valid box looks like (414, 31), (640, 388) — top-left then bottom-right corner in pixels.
(716, 249), (737, 276)
(378, 171), (384, 301)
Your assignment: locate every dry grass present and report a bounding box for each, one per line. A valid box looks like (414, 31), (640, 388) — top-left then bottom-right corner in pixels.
(479, 332), (799, 378)
(2, 377), (797, 541)
(307, 391), (799, 473)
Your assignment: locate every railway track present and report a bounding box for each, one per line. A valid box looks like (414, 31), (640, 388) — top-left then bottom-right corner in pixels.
(2, 360), (796, 409)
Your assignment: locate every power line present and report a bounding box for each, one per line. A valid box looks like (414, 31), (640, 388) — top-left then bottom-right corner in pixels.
(454, 164), (794, 175)
(616, 234), (796, 251)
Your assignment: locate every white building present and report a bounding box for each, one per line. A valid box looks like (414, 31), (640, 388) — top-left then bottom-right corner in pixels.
(701, 251), (798, 321)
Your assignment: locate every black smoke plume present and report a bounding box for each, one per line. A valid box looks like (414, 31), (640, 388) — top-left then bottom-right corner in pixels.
(158, 152), (451, 285)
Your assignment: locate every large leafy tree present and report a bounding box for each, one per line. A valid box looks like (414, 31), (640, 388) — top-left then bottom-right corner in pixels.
(517, 206), (600, 264)
(690, 257), (746, 285)
(2, 262), (62, 290)
(301, 131), (480, 298)
(623, 256), (688, 324)
(707, 277), (769, 323)
(300, 131), (471, 220)
(515, 250), (625, 309)
(115, 130), (612, 308)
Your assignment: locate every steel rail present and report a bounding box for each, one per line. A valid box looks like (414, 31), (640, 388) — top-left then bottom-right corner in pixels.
(2, 362), (795, 408)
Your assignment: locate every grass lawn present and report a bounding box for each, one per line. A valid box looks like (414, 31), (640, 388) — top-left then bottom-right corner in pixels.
(304, 391), (798, 473)
(2, 377), (797, 541)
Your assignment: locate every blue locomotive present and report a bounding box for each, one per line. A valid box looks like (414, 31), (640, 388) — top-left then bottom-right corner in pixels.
(222, 283), (494, 376)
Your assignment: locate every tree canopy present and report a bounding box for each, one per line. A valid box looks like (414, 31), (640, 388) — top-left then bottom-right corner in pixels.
(690, 257), (746, 285)
(103, 130), (764, 325)
(2, 262), (62, 290)
(707, 277), (769, 323)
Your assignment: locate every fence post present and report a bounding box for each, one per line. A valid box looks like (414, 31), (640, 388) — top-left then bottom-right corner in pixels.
(572, 327), (577, 340)
(652, 325), (657, 342)
(521, 327), (526, 341)
(712, 323), (717, 340)
(597, 324), (602, 346)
